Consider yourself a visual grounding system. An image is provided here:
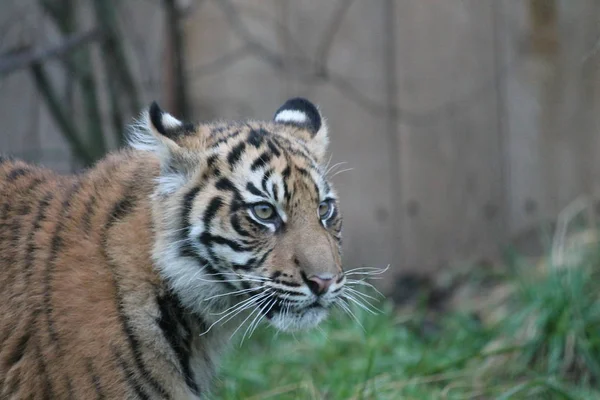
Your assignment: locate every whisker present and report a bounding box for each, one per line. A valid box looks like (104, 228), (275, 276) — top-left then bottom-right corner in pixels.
(202, 270), (272, 282)
(343, 265), (390, 276)
(329, 167), (353, 178)
(202, 285), (265, 302)
(336, 298), (365, 331)
(344, 265), (390, 272)
(343, 286), (380, 302)
(209, 291), (268, 316)
(345, 279), (386, 298)
(322, 153), (334, 174)
(200, 293), (270, 336)
(343, 290), (383, 314)
(244, 297), (277, 343)
(342, 293), (380, 314)
(230, 296), (272, 341)
(325, 161), (348, 176)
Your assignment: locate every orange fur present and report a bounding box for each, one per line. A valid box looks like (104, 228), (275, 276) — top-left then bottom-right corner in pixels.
(0, 98), (345, 399)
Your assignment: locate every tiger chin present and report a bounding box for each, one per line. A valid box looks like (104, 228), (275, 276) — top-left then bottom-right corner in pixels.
(0, 98), (345, 399)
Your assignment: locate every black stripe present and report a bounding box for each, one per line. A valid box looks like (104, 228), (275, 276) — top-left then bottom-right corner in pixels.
(81, 193), (98, 233)
(178, 187), (237, 290)
(267, 139), (282, 157)
(274, 279), (302, 288)
(261, 169), (273, 194)
(179, 240), (197, 260)
(281, 166), (292, 202)
(203, 197), (223, 227)
(179, 186), (201, 259)
(250, 151), (272, 171)
(86, 359), (106, 400)
(7, 168), (28, 182)
(272, 136), (313, 161)
(42, 182), (82, 400)
(227, 142), (246, 168)
(282, 179), (291, 202)
(199, 232), (249, 252)
(295, 166), (311, 177)
(215, 177), (236, 193)
(16, 177), (44, 214)
(247, 128), (267, 148)
(231, 257), (256, 270)
(112, 347), (150, 400)
(6, 332), (29, 367)
(80, 161), (119, 232)
(0, 198), (10, 233)
(254, 248), (273, 269)
(206, 154), (219, 169)
(244, 214), (269, 231)
(182, 186), (201, 222)
(0, 177), (43, 297)
(230, 214), (250, 237)
(156, 292), (200, 396)
(0, 193), (52, 349)
(246, 182), (266, 198)
(203, 262), (238, 290)
(102, 185), (170, 399)
(109, 195), (136, 222)
(44, 182), (83, 346)
(230, 194), (245, 214)
(23, 193), (53, 287)
(211, 129), (241, 146)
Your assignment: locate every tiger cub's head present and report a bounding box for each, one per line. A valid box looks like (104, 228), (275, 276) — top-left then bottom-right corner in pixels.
(132, 98), (344, 332)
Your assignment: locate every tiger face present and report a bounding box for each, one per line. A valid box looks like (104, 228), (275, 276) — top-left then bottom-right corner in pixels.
(133, 98), (345, 332)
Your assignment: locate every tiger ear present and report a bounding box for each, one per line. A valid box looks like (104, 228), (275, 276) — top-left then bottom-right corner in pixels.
(274, 98), (329, 163)
(130, 102), (201, 194)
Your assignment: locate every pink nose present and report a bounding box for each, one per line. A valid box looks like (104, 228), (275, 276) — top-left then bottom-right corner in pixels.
(306, 275), (335, 296)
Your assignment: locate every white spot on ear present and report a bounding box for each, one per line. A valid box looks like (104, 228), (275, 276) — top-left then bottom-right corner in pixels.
(274, 110), (308, 125)
(161, 113), (183, 129)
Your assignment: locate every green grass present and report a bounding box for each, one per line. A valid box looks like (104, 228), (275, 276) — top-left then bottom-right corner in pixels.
(215, 228), (600, 399)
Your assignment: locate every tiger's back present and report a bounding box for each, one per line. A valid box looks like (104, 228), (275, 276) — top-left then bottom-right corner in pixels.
(0, 154), (206, 399)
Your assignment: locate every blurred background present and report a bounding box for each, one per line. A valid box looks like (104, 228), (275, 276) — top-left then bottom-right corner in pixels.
(2, 1), (600, 397)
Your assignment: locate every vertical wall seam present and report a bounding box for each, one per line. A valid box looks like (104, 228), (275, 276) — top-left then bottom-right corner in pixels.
(384, 0), (402, 273)
(491, 0), (510, 246)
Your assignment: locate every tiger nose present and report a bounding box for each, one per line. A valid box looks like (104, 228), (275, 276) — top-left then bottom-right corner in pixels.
(306, 275), (335, 296)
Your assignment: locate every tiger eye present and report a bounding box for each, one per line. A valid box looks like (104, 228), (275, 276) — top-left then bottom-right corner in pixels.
(252, 203), (276, 220)
(318, 200), (333, 219)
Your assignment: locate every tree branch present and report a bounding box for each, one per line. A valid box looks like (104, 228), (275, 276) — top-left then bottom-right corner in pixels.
(91, 0), (140, 117)
(164, 0), (191, 119)
(41, 0), (107, 156)
(30, 63), (94, 165)
(0, 29), (104, 76)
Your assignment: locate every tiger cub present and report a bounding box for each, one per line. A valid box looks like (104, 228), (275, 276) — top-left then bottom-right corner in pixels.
(0, 98), (345, 399)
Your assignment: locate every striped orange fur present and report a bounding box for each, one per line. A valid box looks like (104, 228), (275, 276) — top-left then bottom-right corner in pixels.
(0, 98), (345, 399)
